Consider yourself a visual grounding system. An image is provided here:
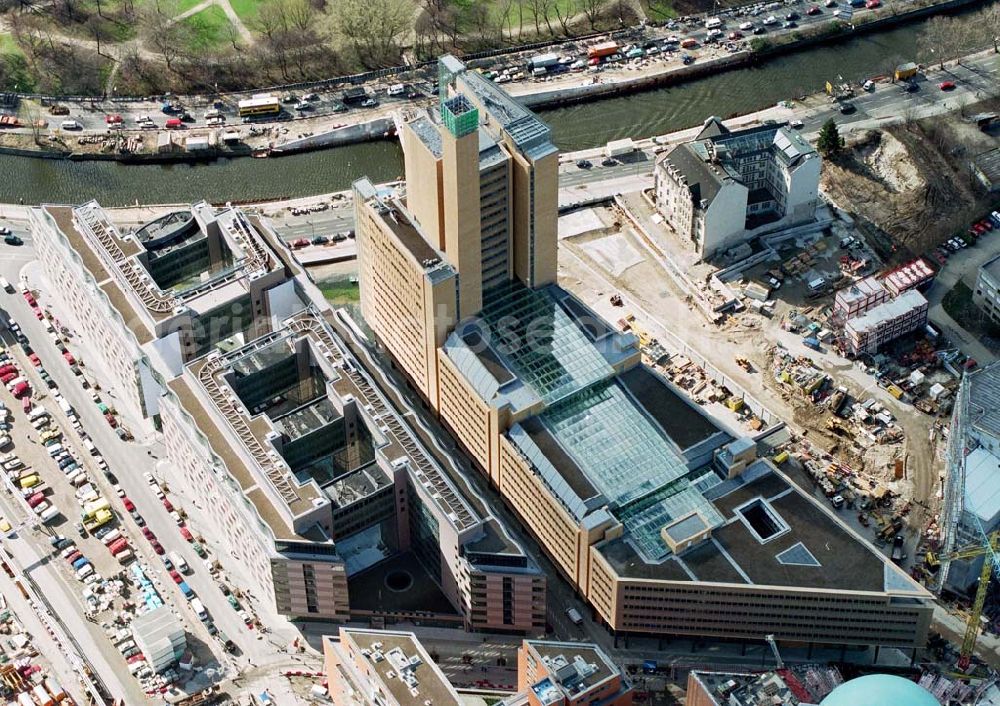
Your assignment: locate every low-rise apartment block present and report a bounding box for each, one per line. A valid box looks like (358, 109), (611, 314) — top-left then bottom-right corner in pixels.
(355, 57), (933, 651)
(844, 290), (928, 355)
(324, 629), (630, 706)
(325, 628), (461, 706)
(654, 117), (821, 259)
(509, 640), (632, 706)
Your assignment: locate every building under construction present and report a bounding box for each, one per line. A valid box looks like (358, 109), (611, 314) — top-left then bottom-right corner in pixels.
(940, 363), (1000, 593)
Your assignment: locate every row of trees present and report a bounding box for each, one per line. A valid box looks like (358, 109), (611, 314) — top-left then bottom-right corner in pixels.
(918, 8), (1000, 68)
(0, 0), (645, 93)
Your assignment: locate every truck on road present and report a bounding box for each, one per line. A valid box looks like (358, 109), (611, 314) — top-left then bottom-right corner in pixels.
(169, 550), (190, 573)
(526, 52), (559, 71)
(587, 41), (619, 60)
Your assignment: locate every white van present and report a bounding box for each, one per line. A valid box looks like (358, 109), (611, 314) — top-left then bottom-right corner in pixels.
(28, 407), (49, 422)
(705, 16), (723, 28)
(46, 444), (64, 458)
(386, 83), (405, 96)
(60, 119), (82, 130)
(101, 529), (122, 546)
(75, 564), (94, 579)
(83, 439), (97, 455)
(190, 598), (208, 621)
(168, 551), (189, 573)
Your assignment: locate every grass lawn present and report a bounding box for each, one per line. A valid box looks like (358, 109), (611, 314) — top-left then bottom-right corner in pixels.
(645, 0), (679, 19)
(178, 5), (234, 52)
(0, 34), (23, 58)
(228, 0), (264, 23)
(319, 279), (360, 307)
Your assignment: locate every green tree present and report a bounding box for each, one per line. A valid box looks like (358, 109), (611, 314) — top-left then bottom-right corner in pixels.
(817, 119), (844, 157)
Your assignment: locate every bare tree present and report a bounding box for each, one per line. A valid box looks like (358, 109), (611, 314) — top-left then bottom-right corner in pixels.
(138, 0), (182, 72)
(577, 0), (607, 30)
(496, 0), (518, 42)
(918, 16), (959, 70)
(330, 0), (412, 68)
(553, 0), (575, 35)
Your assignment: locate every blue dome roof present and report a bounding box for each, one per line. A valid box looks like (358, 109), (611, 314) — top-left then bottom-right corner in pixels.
(821, 675), (939, 706)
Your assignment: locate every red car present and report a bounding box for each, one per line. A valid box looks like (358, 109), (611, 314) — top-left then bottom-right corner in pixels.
(142, 527), (155, 541)
(180, 527), (193, 542)
(290, 238), (310, 250)
(63, 351), (76, 366)
(28, 354), (40, 367)
(980, 219), (994, 231)
(807, 4), (821, 12)
(12, 382), (29, 398)
(1, 372), (16, 384)
(728, 31), (743, 39)
(33, 307), (43, 320)
(105, 413), (117, 428)
(162, 498), (174, 512)
(0, 365), (16, 376)
(65, 550), (82, 564)
(169, 570), (183, 583)
(865, 0), (880, 7)
(22, 397), (31, 413)
(123, 497), (135, 512)
(22, 292), (35, 306)
(105, 114), (123, 124)
(151, 540), (165, 555)
(939, 80), (956, 91)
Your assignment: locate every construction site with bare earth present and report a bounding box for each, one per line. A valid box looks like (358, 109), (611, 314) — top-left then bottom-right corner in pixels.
(555, 101), (1000, 671)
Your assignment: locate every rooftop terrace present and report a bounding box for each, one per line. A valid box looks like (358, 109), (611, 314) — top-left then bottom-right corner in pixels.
(338, 630), (460, 706)
(524, 641), (620, 699)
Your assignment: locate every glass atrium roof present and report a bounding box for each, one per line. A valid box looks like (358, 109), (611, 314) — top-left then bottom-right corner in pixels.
(616, 479), (725, 562)
(540, 380), (688, 508)
(478, 282), (613, 405)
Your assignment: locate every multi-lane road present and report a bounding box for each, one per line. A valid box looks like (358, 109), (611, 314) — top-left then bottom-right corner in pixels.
(0, 246), (316, 702)
(266, 49), (1000, 246)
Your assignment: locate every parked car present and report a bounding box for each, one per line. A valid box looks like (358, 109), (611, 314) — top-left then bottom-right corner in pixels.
(939, 80), (956, 91)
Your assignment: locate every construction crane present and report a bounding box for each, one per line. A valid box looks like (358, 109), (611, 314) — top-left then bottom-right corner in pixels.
(935, 372), (1000, 671)
(936, 532), (1000, 670)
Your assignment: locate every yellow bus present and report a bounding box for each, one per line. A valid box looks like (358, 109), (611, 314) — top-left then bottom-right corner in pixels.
(238, 94), (280, 118)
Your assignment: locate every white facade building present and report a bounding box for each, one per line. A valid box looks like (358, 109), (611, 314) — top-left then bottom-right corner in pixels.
(973, 253), (1000, 325)
(654, 117), (821, 259)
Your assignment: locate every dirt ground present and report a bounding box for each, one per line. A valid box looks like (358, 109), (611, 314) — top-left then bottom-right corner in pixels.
(820, 101), (1000, 262)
